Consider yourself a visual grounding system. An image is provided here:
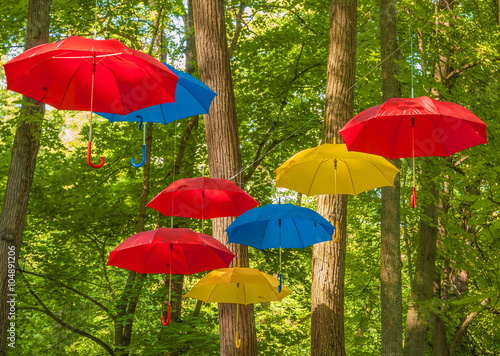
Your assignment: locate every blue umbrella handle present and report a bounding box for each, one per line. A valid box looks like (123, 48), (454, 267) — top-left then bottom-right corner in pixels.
(131, 144), (146, 168)
(278, 273), (283, 293)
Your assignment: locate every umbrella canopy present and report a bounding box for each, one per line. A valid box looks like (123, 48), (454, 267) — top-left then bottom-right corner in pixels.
(107, 227), (235, 274)
(226, 203), (334, 249)
(3, 35), (178, 115)
(96, 63), (216, 124)
(339, 96), (487, 159)
(107, 227), (234, 326)
(275, 143), (400, 196)
(183, 267), (291, 305)
(184, 266), (290, 348)
(147, 177), (259, 220)
(338, 96), (487, 207)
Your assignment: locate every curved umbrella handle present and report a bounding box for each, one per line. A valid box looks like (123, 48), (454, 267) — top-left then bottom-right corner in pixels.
(278, 273), (283, 293)
(411, 187), (417, 209)
(332, 222), (340, 243)
(131, 144), (146, 168)
(161, 304), (171, 326)
(235, 331), (241, 349)
(87, 141), (105, 169)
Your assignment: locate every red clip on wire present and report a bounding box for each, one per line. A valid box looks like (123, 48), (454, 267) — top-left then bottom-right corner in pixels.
(411, 187), (417, 209)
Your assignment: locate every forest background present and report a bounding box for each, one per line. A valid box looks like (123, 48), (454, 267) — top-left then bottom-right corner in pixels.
(0, 0), (499, 355)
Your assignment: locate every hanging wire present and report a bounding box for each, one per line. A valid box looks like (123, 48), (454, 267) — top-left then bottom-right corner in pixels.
(409, 27), (414, 99)
(408, 26), (418, 208)
(170, 122), (178, 229)
(93, 0), (98, 40)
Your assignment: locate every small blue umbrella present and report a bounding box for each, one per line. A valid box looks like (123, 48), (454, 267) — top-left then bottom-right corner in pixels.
(226, 203), (335, 290)
(96, 63), (217, 167)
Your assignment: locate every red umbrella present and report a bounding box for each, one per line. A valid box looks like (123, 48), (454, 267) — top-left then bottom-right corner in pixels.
(147, 177), (259, 220)
(3, 35), (179, 168)
(339, 96), (487, 207)
(107, 227), (235, 325)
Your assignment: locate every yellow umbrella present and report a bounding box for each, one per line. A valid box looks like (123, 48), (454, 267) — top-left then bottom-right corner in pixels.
(184, 267), (291, 348)
(275, 143), (399, 196)
(275, 143), (400, 240)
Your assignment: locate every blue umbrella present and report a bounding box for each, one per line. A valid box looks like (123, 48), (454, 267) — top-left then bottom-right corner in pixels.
(226, 203), (335, 290)
(96, 63), (217, 167)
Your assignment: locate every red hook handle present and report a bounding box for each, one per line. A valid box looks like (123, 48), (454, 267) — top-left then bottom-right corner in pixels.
(161, 304), (171, 326)
(87, 141), (105, 169)
(411, 186), (417, 209)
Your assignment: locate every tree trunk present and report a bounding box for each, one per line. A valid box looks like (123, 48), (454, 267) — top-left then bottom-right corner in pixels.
(191, 0), (257, 355)
(403, 174), (439, 356)
(433, 183), (450, 356)
(311, 0), (356, 355)
(380, 0), (403, 355)
(114, 122), (153, 355)
(0, 1), (51, 354)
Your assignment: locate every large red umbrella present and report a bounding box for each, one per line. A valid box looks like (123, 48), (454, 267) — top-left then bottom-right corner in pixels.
(147, 177), (259, 220)
(339, 96), (487, 206)
(107, 227), (235, 324)
(3, 35), (179, 168)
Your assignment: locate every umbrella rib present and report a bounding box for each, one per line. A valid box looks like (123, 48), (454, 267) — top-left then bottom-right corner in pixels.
(141, 243), (159, 274)
(341, 159), (357, 195)
(164, 65), (210, 110)
(241, 282), (246, 305)
(433, 119), (450, 156)
(307, 159), (326, 195)
(58, 60), (90, 108)
(391, 116), (408, 158)
(257, 222), (268, 249)
(177, 244), (190, 274)
(159, 103), (169, 124)
(291, 219), (305, 249)
(204, 283), (220, 303)
(99, 56), (174, 103)
(370, 162), (398, 187)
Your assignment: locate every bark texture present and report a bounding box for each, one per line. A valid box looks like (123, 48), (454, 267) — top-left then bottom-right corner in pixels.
(311, 0), (356, 355)
(0, 1), (51, 354)
(191, 0), (257, 355)
(403, 175), (439, 356)
(380, 0), (403, 354)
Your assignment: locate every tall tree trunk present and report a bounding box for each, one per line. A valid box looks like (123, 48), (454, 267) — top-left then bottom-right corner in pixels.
(403, 173), (439, 356)
(191, 0), (257, 355)
(0, 0), (52, 354)
(433, 181), (450, 356)
(311, 0), (356, 355)
(380, 0), (403, 355)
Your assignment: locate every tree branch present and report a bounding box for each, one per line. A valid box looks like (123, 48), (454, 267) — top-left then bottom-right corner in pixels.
(243, 133), (297, 183)
(229, 2), (247, 57)
(449, 309), (481, 355)
(25, 289), (115, 355)
(19, 268), (112, 316)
